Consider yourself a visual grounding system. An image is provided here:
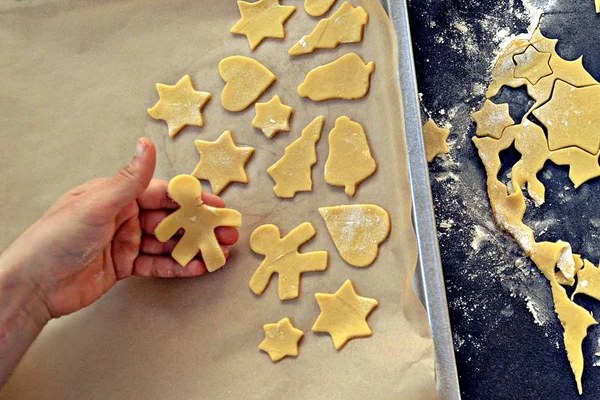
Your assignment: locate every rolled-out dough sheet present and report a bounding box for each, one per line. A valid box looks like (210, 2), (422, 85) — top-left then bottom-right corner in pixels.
(0, 1), (438, 399)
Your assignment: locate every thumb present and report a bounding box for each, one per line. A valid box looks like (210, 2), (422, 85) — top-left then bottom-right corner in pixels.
(106, 138), (156, 209)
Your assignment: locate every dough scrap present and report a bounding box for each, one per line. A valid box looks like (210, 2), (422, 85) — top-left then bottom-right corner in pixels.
(533, 81), (600, 154)
(298, 53), (375, 101)
(422, 119), (450, 162)
(319, 204), (390, 268)
(249, 222), (328, 300)
(304, 0), (337, 17)
(252, 95), (293, 139)
(289, 2), (369, 56)
(154, 175), (242, 271)
(267, 116), (324, 198)
(259, 317), (304, 362)
(324, 116), (376, 196)
(513, 45), (552, 85)
(597, 0), (600, 13)
(219, 56), (276, 112)
(573, 260), (600, 301)
(192, 131), (255, 195)
(230, 0), (296, 50)
(549, 147), (600, 188)
(312, 280), (378, 350)
(472, 100), (514, 139)
(147, 75), (211, 138)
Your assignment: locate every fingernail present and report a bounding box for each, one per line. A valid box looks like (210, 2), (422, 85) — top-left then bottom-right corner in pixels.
(135, 138), (146, 157)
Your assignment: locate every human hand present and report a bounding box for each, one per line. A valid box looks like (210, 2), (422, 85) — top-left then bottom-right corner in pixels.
(0, 138), (239, 320)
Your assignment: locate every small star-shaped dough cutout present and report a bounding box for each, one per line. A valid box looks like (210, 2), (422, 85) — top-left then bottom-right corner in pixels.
(259, 318), (304, 362)
(513, 45), (553, 85)
(472, 100), (514, 139)
(312, 280), (378, 350)
(231, 0), (296, 50)
(533, 81), (600, 154)
(192, 131), (255, 195)
(252, 95), (293, 139)
(423, 119), (450, 162)
(147, 75), (211, 138)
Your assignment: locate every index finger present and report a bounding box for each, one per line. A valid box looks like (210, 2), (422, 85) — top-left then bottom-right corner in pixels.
(137, 179), (226, 210)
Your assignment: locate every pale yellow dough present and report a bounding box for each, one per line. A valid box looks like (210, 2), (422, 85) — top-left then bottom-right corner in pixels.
(252, 95), (293, 139)
(267, 116), (324, 198)
(422, 119), (450, 162)
(147, 75), (211, 138)
(249, 222), (328, 300)
(230, 0), (296, 50)
(549, 147), (600, 188)
(596, 0), (600, 13)
(304, 0), (337, 17)
(319, 204), (390, 268)
(154, 175), (242, 271)
(219, 55), (276, 112)
(573, 261), (600, 301)
(472, 99), (514, 139)
(192, 131), (255, 195)
(290, 2), (369, 56)
(324, 116), (376, 196)
(298, 53), (375, 101)
(513, 45), (552, 85)
(312, 280), (378, 350)
(259, 318), (304, 362)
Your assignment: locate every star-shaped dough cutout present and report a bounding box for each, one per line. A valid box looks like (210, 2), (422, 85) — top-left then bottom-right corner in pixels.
(312, 280), (378, 350)
(533, 81), (600, 154)
(423, 119), (450, 162)
(192, 131), (255, 195)
(259, 318), (304, 362)
(513, 45), (553, 85)
(231, 0), (296, 50)
(252, 95), (293, 139)
(472, 100), (515, 139)
(147, 75), (211, 138)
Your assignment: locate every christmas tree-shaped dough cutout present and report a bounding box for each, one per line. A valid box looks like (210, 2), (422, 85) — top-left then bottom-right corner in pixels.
(249, 222), (328, 300)
(154, 175), (242, 271)
(267, 116), (324, 198)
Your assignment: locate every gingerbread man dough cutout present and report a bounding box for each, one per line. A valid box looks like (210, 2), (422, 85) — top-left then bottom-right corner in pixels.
(249, 222), (328, 300)
(154, 175), (242, 272)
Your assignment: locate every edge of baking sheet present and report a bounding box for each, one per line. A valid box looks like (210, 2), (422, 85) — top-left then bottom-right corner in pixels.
(381, 0), (461, 398)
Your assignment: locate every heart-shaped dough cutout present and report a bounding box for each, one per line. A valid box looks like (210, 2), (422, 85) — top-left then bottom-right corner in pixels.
(219, 55), (276, 112)
(319, 204), (390, 267)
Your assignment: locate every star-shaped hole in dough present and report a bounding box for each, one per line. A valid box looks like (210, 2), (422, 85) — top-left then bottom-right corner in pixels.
(231, 0), (296, 50)
(147, 75), (211, 138)
(252, 95), (293, 139)
(533, 81), (600, 155)
(423, 119), (450, 162)
(513, 45), (553, 85)
(472, 100), (515, 139)
(192, 131), (255, 195)
(259, 318), (304, 362)
(312, 280), (378, 350)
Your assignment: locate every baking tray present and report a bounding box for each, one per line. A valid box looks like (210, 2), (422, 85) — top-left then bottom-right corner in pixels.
(383, 0), (462, 398)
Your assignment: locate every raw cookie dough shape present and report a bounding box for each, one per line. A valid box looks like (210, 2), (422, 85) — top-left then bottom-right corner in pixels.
(249, 222), (328, 300)
(573, 260), (600, 301)
(289, 2), (369, 56)
(154, 175), (242, 271)
(597, 0), (600, 13)
(533, 81), (600, 154)
(192, 131), (255, 195)
(147, 75), (211, 138)
(304, 0), (337, 17)
(219, 56), (276, 112)
(312, 279), (378, 350)
(252, 95), (293, 139)
(267, 116), (324, 198)
(259, 317), (304, 362)
(513, 45), (553, 85)
(324, 116), (376, 196)
(549, 147), (600, 188)
(319, 204), (390, 267)
(230, 0), (296, 50)
(423, 119), (450, 162)
(472, 100), (515, 139)
(297, 53), (375, 101)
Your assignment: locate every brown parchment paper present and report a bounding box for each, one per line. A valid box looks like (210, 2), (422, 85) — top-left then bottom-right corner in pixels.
(0, 0), (438, 398)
